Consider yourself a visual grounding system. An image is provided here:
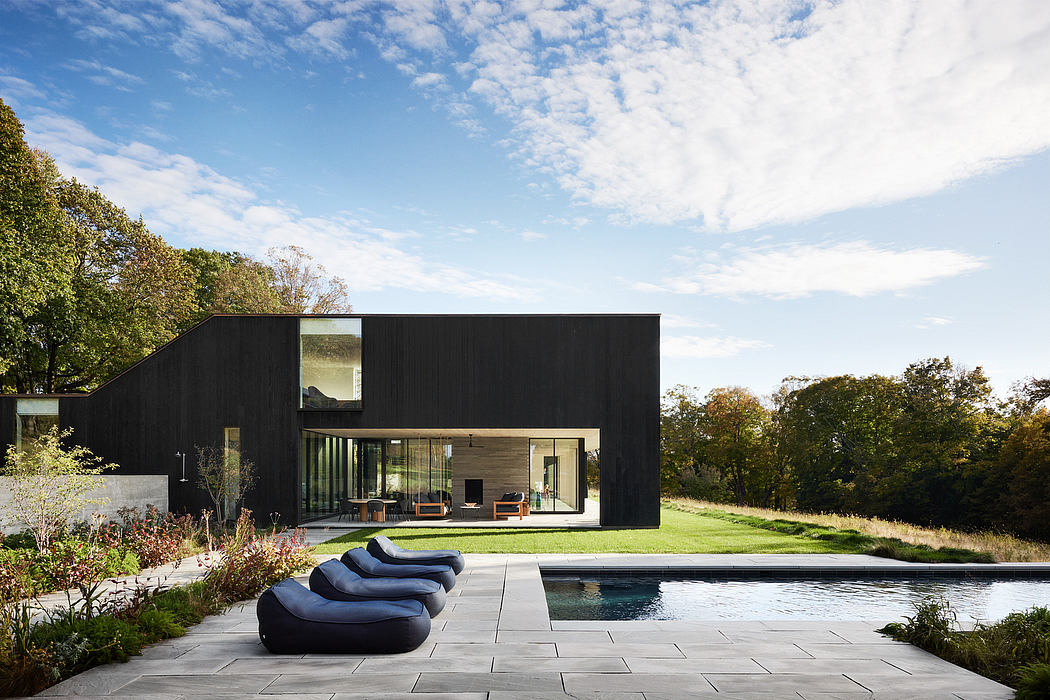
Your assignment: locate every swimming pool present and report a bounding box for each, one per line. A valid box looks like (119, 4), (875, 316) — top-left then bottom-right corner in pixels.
(542, 573), (1050, 621)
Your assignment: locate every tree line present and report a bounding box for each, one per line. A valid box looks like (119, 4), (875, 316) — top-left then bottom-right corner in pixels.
(662, 361), (1050, 541)
(1, 98), (351, 394)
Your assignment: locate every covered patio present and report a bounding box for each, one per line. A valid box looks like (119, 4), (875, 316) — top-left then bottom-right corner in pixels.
(300, 428), (600, 527)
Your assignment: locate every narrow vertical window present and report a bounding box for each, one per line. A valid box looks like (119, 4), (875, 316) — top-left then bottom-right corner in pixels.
(224, 427), (241, 518)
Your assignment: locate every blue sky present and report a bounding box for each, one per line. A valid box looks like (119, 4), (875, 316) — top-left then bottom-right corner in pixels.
(2, 1), (1047, 398)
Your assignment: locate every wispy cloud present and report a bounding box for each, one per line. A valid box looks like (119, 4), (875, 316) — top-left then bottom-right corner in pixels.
(636, 242), (985, 299)
(0, 74), (46, 105)
(23, 110), (531, 301)
(65, 58), (144, 91)
(520, 231), (546, 242)
(662, 335), (771, 359)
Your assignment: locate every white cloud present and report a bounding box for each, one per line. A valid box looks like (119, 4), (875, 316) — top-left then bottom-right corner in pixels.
(520, 230), (547, 241)
(915, 316), (954, 329)
(23, 111), (531, 301)
(0, 74), (46, 105)
(379, 0), (1050, 230)
(287, 18), (351, 60)
(661, 335), (771, 359)
(638, 242), (985, 299)
(661, 314), (716, 330)
(36, 1), (1050, 231)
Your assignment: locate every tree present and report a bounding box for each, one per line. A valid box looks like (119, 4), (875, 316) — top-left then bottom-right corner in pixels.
(2, 164), (197, 393)
(1000, 408), (1050, 540)
(775, 374), (900, 513)
(181, 248), (281, 327)
(267, 245), (351, 313)
(885, 358), (994, 525)
(0, 427), (115, 551)
(660, 385), (711, 496)
(702, 386), (770, 506)
(0, 99), (71, 381)
(195, 444), (257, 525)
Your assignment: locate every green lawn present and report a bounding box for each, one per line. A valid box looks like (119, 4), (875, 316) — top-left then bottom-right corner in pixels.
(312, 504), (863, 555)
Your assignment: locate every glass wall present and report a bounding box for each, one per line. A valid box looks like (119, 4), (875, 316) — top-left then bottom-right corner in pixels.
(300, 318), (362, 408)
(529, 438), (582, 512)
(299, 433), (452, 521)
(15, 398), (59, 451)
(300, 431), (355, 521)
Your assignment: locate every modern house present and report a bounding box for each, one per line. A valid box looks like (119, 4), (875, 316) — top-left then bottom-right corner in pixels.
(0, 314), (660, 527)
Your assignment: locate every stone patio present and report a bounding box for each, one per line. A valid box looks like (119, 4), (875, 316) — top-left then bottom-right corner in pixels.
(32, 554), (1018, 699)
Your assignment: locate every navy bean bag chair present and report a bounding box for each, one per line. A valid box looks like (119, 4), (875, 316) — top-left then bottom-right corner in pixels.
(367, 535), (465, 575)
(310, 558), (446, 616)
(257, 578), (430, 654)
(341, 547), (456, 592)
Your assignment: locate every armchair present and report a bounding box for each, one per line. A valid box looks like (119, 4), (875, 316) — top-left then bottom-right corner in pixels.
(493, 492), (528, 520)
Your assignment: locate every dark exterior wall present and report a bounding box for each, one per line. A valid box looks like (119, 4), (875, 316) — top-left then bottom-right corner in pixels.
(301, 315), (661, 527)
(2, 314), (660, 528)
(59, 316), (301, 523)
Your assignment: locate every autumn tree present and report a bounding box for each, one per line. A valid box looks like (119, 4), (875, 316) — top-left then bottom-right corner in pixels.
(181, 248), (281, 327)
(702, 386), (771, 506)
(267, 245), (351, 313)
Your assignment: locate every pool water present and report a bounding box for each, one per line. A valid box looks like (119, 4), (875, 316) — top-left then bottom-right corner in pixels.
(542, 575), (1050, 621)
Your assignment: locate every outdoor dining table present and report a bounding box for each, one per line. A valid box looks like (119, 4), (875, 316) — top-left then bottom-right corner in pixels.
(347, 498), (397, 522)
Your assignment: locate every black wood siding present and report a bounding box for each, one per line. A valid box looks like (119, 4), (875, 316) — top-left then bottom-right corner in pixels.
(59, 317), (301, 523)
(2, 314), (660, 527)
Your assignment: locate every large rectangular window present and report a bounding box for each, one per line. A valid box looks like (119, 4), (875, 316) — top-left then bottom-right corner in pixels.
(300, 318), (362, 408)
(15, 398), (59, 451)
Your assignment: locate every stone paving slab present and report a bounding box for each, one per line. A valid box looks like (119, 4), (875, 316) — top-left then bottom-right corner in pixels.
(32, 553), (1017, 699)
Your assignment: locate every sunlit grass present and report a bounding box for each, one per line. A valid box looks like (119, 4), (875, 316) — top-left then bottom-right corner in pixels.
(667, 497), (1050, 562)
(313, 504), (873, 555)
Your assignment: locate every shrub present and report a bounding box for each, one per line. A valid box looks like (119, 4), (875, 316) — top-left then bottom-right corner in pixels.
(0, 548), (40, 601)
(1016, 663), (1050, 699)
(0, 531), (39, 551)
(880, 601), (1050, 688)
(135, 608), (184, 644)
(99, 506), (190, 568)
(152, 585), (208, 626)
(199, 509), (313, 604)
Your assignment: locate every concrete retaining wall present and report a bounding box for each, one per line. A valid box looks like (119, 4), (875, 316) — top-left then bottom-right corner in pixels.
(0, 475), (168, 534)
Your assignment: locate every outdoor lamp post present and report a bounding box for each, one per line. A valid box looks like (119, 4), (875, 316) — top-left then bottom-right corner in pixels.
(175, 451), (188, 482)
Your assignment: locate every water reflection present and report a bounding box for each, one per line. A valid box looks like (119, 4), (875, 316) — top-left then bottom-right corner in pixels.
(543, 576), (1050, 621)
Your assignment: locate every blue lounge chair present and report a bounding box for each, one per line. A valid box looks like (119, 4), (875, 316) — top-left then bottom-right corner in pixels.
(341, 547), (455, 591)
(366, 535), (465, 574)
(257, 578), (430, 654)
(310, 558), (446, 616)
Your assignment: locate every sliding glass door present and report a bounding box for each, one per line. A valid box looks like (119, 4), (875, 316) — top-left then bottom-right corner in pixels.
(529, 438), (582, 512)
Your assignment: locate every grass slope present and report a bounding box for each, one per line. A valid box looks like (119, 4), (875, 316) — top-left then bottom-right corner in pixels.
(314, 504), (865, 555)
